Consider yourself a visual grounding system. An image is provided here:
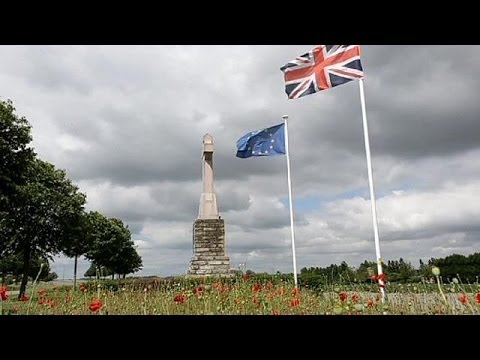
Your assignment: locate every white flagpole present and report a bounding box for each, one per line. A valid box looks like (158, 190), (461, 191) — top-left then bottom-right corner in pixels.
(282, 114), (298, 288)
(358, 79), (386, 301)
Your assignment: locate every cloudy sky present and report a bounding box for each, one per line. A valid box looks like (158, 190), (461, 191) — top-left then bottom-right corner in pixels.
(1, 45), (480, 278)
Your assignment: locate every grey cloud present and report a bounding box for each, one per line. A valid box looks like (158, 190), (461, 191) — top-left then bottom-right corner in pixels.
(2, 45), (480, 276)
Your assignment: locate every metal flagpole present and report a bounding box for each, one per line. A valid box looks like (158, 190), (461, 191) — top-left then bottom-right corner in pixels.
(358, 79), (386, 301)
(282, 114), (298, 288)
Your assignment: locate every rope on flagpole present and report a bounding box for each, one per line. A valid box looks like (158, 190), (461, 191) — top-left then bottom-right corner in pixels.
(358, 79), (386, 302)
(283, 114), (298, 288)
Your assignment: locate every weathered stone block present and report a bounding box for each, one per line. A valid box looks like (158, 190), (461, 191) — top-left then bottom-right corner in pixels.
(188, 218), (231, 277)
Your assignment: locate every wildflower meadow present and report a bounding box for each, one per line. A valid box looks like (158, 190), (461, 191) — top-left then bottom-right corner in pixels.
(1, 270), (479, 315)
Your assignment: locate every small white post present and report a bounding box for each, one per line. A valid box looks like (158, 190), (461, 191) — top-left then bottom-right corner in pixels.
(358, 79), (386, 301)
(283, 115), (298, 288)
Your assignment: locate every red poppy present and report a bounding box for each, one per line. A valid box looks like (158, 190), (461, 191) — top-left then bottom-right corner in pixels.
(367, 299), (376, 308)
(459, 294), (468, 304)
(352, 293), (359, 303)
(377, 273), (388, 282)
(49, 300), (58, 308)
(339, 292), (348, 302)
(266, 281), (274, 290)
(213, 282), (220, 289)
(272, 310), (280, 315)
(290, 298), (300, 307)
(174, 294), (186, 304)
(0, 286), (8, 301)
(292, 288), (300, 296)
(372, 273), (388, 283)
(79, 284), (88, 292)
(252, 283), (262, 292)
(476, 293), (480, 304)
(38, 298), (46, 305)
(89, 299), (103, 312)
(20, 295), (29, 302)
(252, 296), (259, 304)
(193, 286), (205, 295)
(277, 288), (286, 296)
(38, 289), (47, 296)
(243, 274), (251, 281)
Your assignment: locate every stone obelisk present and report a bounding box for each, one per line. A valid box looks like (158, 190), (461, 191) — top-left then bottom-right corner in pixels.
(187, 134), (231, 276)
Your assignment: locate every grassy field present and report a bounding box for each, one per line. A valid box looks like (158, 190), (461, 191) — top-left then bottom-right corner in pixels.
(1, 276), (480, 315)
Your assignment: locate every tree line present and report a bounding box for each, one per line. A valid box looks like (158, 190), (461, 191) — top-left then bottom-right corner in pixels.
(1, 98), (142, 298)
(300, 252), (480, 285)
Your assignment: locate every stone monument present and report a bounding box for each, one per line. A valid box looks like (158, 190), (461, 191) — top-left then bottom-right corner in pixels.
(187, 134), (231, 276)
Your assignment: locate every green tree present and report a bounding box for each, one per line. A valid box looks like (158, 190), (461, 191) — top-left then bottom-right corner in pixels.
(83, 211), (111, 273)
(86, 216), (142, 279)
(107, 218), (142, 278)
(84, 262), (97, 278)
(432, 253), (480, 282)
(84, 262), (113, 278)
(0, 99), (36, 262)
(3, 159), (86, 298)
(114, 242), (143, 278)
(338, 261), (355, 282)
(397, 258), (416, 282)
(0, 253), (52, 283)
(61, 212), (91, 289)
(418, 259), (431, 279)
(355, 260), (377, 282)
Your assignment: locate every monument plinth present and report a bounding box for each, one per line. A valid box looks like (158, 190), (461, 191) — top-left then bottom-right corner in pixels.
(188, 134), (231, 277)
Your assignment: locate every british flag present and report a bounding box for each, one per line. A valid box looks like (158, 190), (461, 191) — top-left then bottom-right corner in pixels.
(280, 45), (364, 100)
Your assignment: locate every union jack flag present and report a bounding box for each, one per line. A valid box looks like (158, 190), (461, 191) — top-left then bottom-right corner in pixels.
(280, 45), (364, 100)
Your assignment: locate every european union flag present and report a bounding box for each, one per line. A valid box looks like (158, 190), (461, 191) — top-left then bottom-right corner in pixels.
(236, 123), (286, 158)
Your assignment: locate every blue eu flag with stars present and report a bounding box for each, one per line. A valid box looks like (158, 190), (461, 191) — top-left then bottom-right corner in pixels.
(236, 123), (286, 158)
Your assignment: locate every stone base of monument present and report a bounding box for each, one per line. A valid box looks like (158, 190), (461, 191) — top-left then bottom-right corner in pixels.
(187, 218), (233, 277)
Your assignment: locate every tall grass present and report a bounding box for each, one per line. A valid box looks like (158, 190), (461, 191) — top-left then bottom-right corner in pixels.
(1, 275), (479, 315)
